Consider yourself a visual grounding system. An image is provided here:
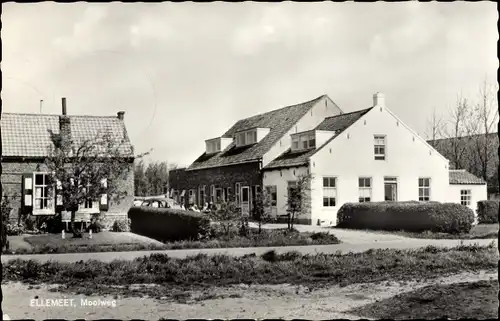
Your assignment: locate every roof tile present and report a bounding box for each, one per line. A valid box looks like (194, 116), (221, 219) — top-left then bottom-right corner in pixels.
(1, 113), (133, 158)
(449, 170), (486, 185)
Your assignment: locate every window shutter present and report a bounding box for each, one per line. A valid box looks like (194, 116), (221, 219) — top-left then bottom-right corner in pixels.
(21, 173), (33, 214)
(55, 179), (63, 211)
(99, 178), (108, 211)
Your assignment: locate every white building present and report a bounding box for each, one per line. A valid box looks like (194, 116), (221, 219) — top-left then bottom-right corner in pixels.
(262, 93), (487, 225)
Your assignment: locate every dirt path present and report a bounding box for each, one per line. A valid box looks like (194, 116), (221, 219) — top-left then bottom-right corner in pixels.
(2, 270), (496, 320)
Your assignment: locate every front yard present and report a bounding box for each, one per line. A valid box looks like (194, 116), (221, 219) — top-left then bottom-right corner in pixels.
(337, 223), (499, 240)
(3, 228), (341, 255)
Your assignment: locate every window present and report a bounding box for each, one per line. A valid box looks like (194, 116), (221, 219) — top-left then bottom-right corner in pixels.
(358, 177), (372, 202)
(374, 135), (386, 160)
(235, 183), (241, 204)
(300, 135), (308, 149)
(308, 134), (316, 148)
(206, 140), (221, 154)
(189, 189), (195, 204)
(210, 185), (215, 203)
(292, 136), (299, 149)
(215, 187), (223, 203)
(33, 173), (53, 212)
(418, 178), (431, 201)
(246, 130), (257, 144)
(199, 186), (205, 207)
(460, 189), (471, 206)
(323, 177), (337, 207)
(236, 130), (258, 147)
(265, 186), (277, 206)
(82, 183), (94, 209)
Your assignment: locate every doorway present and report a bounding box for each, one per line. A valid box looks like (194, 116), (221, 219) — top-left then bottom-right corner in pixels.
(384, 177), (398, 201)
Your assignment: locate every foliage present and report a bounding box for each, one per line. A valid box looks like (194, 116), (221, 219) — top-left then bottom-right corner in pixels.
(134, 160), (175, 196)
(208, 198), (243, 237)
(3, 245), (497, 302)
(87, 215), (105, 233)
(1, 194), (12, 223)
(6, 223), (25, 236)
(251, 191), (273, 234)
(286, 173), (312, 230)
(476, 200), (499, 224)
(112, 218), (131, 232)
(45, 127), (145, 237)
(128, 206), (211, 242)
(337, 201), (475, 234)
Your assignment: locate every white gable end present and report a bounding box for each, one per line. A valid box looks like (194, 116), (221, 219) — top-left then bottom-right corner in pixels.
(308, 105), (450, 224)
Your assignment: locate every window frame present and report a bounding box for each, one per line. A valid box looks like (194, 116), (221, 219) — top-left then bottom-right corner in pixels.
(460, 189), (471, 206)
(32, 172), (55, 214)
(322, 176), (337, 207)
(358, 177), (372, 203)
(374, 135), (386, 160)
(418, 178), (431, 201)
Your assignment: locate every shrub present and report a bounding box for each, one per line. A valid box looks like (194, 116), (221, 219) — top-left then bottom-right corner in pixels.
(128, 206), (211, 242)
(87, 216), (105, 233)
(476, 200), (499, 224)
(337, 201), (474, 234)
(6, 223), (25, 236)
(112, 218), (131, 232)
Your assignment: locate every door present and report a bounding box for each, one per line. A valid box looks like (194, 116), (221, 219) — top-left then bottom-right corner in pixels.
(241, 186), (250, 217)
(384, 177), (398, 201)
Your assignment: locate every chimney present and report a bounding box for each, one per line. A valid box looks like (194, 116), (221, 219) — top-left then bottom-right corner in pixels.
(117, 111), (125, 121)
(62, 97), (67, 115)
(59, 98), (71, 152)
(373, 92), (385, 108)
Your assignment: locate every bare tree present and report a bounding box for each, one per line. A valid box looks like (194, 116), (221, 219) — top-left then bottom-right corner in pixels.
(426, 106), (445, 142)
(285, 173), (313, 230)
(45, 129), (147, 238)
(441, 92), (472, 170)
(466, 78), (499, 181)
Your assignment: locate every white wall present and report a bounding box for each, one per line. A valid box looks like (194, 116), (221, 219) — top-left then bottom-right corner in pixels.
(262, 96), (342, 167)
(447, 184), (488, 215)
(315, 130), (336, 148)
(309, 105), (450, 225)
(263, 166), (310, 217)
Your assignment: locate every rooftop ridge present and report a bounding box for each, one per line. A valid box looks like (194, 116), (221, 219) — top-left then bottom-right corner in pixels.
(2, 112), (119, 118)
(323, 107), (373, 119)
(234, 94), (326, 124)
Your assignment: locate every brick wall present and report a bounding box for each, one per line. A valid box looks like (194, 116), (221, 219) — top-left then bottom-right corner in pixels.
(169, 162), (262, 205)
(1, 159), (134, 227)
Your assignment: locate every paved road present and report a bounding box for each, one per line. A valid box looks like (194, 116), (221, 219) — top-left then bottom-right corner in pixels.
(2, 238), (496, 264)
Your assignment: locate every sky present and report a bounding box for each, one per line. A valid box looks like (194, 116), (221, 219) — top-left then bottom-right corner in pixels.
(2, 2), (498, 167)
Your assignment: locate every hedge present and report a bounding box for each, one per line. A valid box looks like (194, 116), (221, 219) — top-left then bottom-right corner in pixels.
(477, 200), (499, 224)
(128, 207), (211, 242)
(337, 201), (474, 234)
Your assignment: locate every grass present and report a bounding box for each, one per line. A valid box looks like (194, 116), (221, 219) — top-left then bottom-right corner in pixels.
(4, 232), (166, 255)
(336, 223), (499, 240)
(4, 228), (341, 255)
(350, 279), (499, 319)
(3, 243), (497, 302)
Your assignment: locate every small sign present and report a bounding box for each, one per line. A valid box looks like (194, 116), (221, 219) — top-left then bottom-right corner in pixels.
(24, 195), (32, 207)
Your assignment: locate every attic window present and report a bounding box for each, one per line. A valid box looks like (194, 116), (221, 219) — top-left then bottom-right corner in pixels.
(235, 129), (258, 147)
(291, 131), (316, 151)
(206, 140), (221, 154)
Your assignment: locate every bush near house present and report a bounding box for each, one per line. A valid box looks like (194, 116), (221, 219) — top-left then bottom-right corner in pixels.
(128, 206), (211, 242)
(337, 201), (474, 234)
(477, 200), (499, 224)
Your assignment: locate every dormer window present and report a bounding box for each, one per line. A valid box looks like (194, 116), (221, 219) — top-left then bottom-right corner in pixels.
(291, 131), (316, 151)
(206, 137), (232, 154)
(235, 128), (268, 147)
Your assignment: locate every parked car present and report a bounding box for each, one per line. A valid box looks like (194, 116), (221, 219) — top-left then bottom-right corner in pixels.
(140, 198), (171, 208)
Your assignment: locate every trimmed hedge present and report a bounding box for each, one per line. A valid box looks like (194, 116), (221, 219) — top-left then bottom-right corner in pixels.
(128, 206), (211, 242)
(337, 201), (474, 234)
(477, 200), (499, 224)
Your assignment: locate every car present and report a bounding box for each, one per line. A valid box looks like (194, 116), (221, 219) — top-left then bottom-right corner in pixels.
(140, 198), (171, 208)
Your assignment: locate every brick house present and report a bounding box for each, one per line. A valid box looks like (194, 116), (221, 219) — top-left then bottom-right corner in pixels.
(168, 95), (343, 219)
(1, 98), (135, 229)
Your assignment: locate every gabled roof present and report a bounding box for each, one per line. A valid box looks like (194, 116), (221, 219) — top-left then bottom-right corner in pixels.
(263, 107), (372, 170)
(1, 113), (134, 158)
(449, 169), (486, 185)
(187, 95), (331, 171)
